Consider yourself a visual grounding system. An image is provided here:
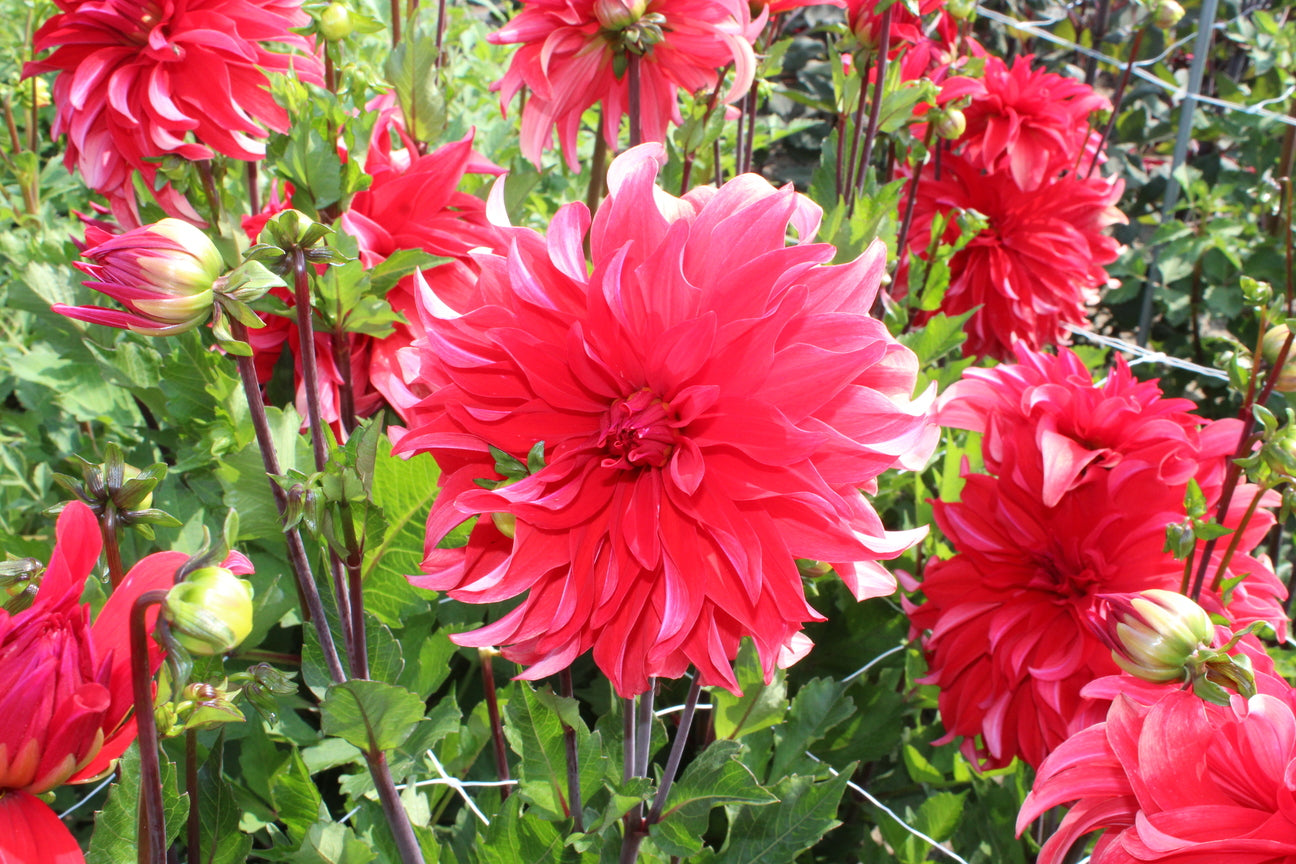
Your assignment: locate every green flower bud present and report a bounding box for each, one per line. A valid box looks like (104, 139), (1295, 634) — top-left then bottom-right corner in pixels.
(1153, 0), (1184, 29)
(1097, 590), (1214, 683)
(932, 107), (967, 141)
(164, 566), (255, 656)
(1263, 325), (1296, 392)
(320, 2), (353, 41)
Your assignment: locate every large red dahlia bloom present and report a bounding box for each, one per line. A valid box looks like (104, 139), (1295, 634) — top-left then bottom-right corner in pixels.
(909, 348), (1287, 769)
(902, 154), (1124, 360)
(940, 54), (1110, 190)
(0, 501), (182, 864)
(394, 144), (937, 696)
(1019, 683), (1296, 864)
(27, 0), (322, 226)
(489, 0), (757, 172)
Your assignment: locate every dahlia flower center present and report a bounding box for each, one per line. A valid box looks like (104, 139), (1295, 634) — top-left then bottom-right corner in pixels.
(599, 390), (677, 469)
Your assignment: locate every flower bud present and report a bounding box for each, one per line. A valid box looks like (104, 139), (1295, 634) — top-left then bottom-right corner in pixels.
(1263, 325), (1296, 392)
(320, 2), (353, 41)
(1096, 590), (1214, 683)
(946, 0), (976, 19)
(164, 566), (255, 656)
(595, 0), (648, 29)
(56, 219), (222, 336)
(1153, 0), (1184, 29)
(932, 107), (967, 141)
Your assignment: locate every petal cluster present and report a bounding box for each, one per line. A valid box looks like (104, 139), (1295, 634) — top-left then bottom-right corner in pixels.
(0, 501), (182, 863)
(394, 144), (937, 696)
(899, 55), (1122, 359)
(27, 0), (322, 226)
(903, 154), (1124, 360)
(1020, 683), (1296, 864)
(489, 0), (757, 171)
(908, 346), (1287, 769)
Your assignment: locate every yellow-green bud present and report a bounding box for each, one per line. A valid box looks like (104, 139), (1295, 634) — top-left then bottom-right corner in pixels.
(164, 566), (255, 656)
(1153, 0), (1184, 29)
(320, 2), (353, 41)
(1099, 589), (1214, 683)
(933, 107), (967, 141)
(1263, 325), (1296, 392)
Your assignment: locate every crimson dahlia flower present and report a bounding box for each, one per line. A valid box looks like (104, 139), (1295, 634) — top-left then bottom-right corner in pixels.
(1020, 681), (1296, 864)
(27, 0), (321, 226)
(394, 144), (937, 696)
(908, 347), (1287, 769)
(939, 54), (1110, 190)
(902, 154), (1124, 359)
(0, 501), (182, 863)
(489, 0), (757, 172)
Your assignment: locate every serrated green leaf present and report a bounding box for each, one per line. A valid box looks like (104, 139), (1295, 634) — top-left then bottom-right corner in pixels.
(502, 681), (575, 821)
(898, 309), (976, 365)
(362, 440), (441, 618)
(712, 770), (850, 863)
(198, 743), (254, 864)
(322, 679), (426, 752)
(478, 795), (591, 864)
(711, 640), (788, 740)
(769, 678), (855, 780)
(270, 748), (325, 842)
(653, 739), (777, 857)
(87, 745), (189, 864)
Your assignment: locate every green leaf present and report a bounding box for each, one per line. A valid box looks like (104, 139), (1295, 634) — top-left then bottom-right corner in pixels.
(711, 640), (788, 740)
(87, 745), (190, 864)
(502, 681), (577, 821)
(878, 791), (967, 864)
(652, 740), (777, 857)
(198, 743), (254, 864)
(274, 822), (376, 864)
(362, 439), (441, 622)
(270, 748), (325, 842)
(384, 32), (447, 143)
(902, 744), (945, 785)
(477, 795), (591, 864)
(899, 309), (976, 365)
(768, 678), (855, 780)
(322, 679), (427, 752)
(711, 771), (850, 863)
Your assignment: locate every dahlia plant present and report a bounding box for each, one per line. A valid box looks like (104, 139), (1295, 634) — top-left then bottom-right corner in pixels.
(0, 0), (1292, 861)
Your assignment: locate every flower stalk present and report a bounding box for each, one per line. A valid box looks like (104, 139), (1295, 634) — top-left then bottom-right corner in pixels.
(130, 589), (171, 864)
(479, 649), (512, 799)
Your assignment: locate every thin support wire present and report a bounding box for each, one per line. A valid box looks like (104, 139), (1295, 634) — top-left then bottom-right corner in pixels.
(339, 750), (518, 827)
(804, 752), (972, 864)
(58, 774), (117, 820)
(1065, 325), (1230, 380)
(842, 643), (907, 684)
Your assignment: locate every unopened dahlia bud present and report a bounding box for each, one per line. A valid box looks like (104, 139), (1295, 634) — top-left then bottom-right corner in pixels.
(164, 566), (255, 656)
(1262, 324), (1296, 392)
(320, 2), (353, 40)
(55, 219), (222, 336)
(932, 107), (967, 141)
(595, 0), (648, 29)
(1153, 0), (1184, 29)
(1097, 589), (1214, 683)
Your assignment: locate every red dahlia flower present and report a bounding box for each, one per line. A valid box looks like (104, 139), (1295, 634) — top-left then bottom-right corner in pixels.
(0, 501), (182, 864)
(909, 348), (1287, 769)
(1019, 683), (1296, 864)
(27, 0), (322, 227)
(489, 0), (758, 172)
(901, 154), (1124, 359)
(940, 54), (1110, 190)
(393, 144), (937, 696)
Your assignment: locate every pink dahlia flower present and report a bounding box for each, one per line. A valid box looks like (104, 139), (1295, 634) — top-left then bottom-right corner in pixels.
(901, 154), (1124, 360)
(393, 144), (938, 696)
(489, 0), (758, 172)
(27, 0), (322, 227)
(0, 501), (183, 864)
(1019, 683), (1296, 864)
(939, 54), (1110, 190)
(908, 347), (1287, 769)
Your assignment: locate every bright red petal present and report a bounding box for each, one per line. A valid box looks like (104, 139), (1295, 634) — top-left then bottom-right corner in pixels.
(0, 790), (85, 864)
